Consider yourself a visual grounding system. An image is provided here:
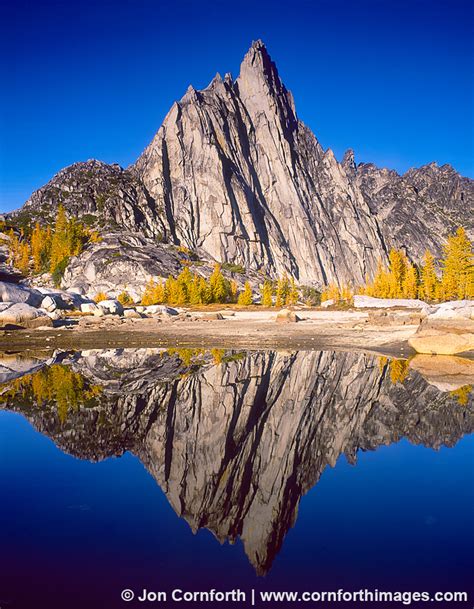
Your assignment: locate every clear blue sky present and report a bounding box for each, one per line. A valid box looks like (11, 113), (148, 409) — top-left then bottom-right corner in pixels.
(1, 0), (472, 212)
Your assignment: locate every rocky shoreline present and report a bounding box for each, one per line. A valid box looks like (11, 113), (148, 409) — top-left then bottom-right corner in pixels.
(0, 281), (473, 357)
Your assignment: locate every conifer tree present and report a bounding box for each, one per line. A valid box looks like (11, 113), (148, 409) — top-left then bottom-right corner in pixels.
(388, 249), (406, 297)
(189, 274), (202, 305)
(199, 276), (211, 304)
(261, 280), (273, 307)
(402, 263), (418, 299)
(209, 263), (229, 303)
(275, 274), (289, 307)
(237, 281), (253, 305)
(286, 277), (298, 306)
(230, 279), (238, 303)
(440, 227), (474, 299)
(420, 251), (437, 301)
(18, 241), (30, 275)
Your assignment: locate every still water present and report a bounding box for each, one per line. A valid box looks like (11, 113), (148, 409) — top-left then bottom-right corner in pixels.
(0, 348), (473, 608)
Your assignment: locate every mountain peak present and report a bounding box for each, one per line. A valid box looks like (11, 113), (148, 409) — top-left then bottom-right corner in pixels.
(238, 39), (282, 92)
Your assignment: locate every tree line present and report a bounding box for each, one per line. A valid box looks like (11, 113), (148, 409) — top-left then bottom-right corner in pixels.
(6, 205), (100, 285)
(322, 227), (473, 303)
(140, 265), (300, 307)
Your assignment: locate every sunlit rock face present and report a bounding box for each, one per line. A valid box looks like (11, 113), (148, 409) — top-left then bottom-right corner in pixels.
(1, 349), (473, 574)
(134, 41), (386, 286)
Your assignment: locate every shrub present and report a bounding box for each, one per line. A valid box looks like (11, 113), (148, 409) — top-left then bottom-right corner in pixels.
(117, 291), (134, 306)
(222, 262), (245, 274)
(94, 291), (108, 303)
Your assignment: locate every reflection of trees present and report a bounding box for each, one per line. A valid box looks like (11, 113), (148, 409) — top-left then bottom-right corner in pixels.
(450, 385), (473, 406)
(378, 356), (410, 384)
(1, 365), (102, 423)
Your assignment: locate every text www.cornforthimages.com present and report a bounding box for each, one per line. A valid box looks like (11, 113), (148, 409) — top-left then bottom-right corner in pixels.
(121, 588), (469, 604)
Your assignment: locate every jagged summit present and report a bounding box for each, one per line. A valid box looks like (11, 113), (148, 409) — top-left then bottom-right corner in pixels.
(239, 39), (279, 81)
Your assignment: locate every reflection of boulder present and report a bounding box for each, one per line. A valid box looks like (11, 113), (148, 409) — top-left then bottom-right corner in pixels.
(1, 349), (473, 575)
(409, 354), (474, 391)
(409, 318), (474, 355)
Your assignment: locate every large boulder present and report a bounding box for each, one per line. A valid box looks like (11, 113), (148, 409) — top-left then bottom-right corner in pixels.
(41, 295), (57, 313)
(80, 302), (100, 314)
(0, 282), (43, 307)
(428, 300), (474, 320)
(409, 319), (474, 355)
(275, 309), (300, 323)
(144, 305), (179, 316)
(97, 299), (124, 316)
(0, 303), (53, 328)
(354, 295), (427, 309)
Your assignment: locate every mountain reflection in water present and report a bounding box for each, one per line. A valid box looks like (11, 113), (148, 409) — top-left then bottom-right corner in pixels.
(1, 348), (473, 575)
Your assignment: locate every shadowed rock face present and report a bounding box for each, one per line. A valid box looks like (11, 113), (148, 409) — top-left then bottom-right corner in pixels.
(1, 348), (473, 575)
(12, 41), (472, 289)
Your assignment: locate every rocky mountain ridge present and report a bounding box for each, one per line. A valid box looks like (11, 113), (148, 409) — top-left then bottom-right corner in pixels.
(8, 40), (474, 289)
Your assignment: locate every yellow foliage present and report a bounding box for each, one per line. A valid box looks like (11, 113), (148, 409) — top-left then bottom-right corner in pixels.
(141, 279), (165, 305)
(321, 282), (353, 304)
(6, 205), (101, 282)
(237, 281), (253, 305)
(362, 230), (473, 302)
(1, 365), (102, 424)
(440, 227), (474, 299)
(275, 274), (289, 307)
(261, 279), (273, 307)
(94, 291), (108, 303)
(285, 277), (299, 306)
(379, 357), (409, 385)
(450, 385), (472, 406)
(211, 348), (225, 364)
(420, 250), (438, 301)
(389, 359), (409, 384)
(117, 291), (134, 306)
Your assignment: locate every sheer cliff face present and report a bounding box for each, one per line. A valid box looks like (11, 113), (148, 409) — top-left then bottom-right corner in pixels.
(133, 41), (386, 285)
(2, 349), (473, 575)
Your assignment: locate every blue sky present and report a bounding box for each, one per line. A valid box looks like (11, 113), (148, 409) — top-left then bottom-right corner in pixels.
(1, 0), (472, 212)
